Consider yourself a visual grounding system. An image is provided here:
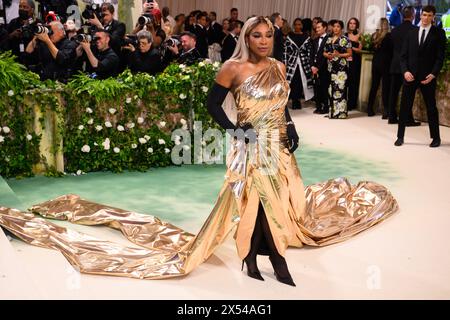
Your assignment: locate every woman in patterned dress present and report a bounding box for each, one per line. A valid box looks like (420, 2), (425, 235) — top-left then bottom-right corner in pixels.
(324, 20), (352, 119)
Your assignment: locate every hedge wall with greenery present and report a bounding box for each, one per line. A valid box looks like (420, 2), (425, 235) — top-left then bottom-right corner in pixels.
(0, 52), (220, 178)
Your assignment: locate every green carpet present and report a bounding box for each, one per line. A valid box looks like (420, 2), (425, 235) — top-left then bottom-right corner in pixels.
(5, 145), (400, 229)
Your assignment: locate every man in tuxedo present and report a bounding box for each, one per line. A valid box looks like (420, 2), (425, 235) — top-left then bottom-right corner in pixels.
(208, 11), (222, 45)
(221, 20), (242, 62)
(193, 12), (209, 58)
(388, 6), (420, 126)
(311, 20), (330, 114)
(270, 12), (284, 62)
(395, 5), (446, 148)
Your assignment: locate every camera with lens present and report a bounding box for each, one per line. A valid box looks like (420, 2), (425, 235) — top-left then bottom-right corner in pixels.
(75, 33), (92, 44)
(165, 37), (180, 48)
(33, 23), (53, 36)
(138, 14), (154, 27)
(82, 1), (102, 20)
(121, 34), (138, 48)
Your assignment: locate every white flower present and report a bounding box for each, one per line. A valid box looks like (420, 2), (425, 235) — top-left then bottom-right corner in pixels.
(126, 122), (135, 129)
(0, 136), (4, 143)
(81, 145), (91, 153)
(183, 145), (191, 151)
(139, 138), (147, 144)
(147, 147), (153, 153)
(113, 147), (120, 153)
(2, 126), (10, 134)
(144, 135), (150, 141)
(213, 61), (220, 68)
(179, 93), (187, 100)
(109, 108), (117, 115)
(180, 118), (187, 125)
(131, 144), (138, 149)
(95, 125), (103, 132)
(179, 64), (186, 69)
(76, 170), (82, 176)
(133, 95), (138, 100)
(94, 142), (98, 146)
(158, 139), (166, 145)
(105, 121), (112, 128)
(201, 86), (209, 93)
(117, 125), (125, 132)
(78, 125), (84, 131)
(26, 134), (32, 141)
(159, 121), (166, 128)
(87, 118), (94, 125)
(164, 148), (171, 154)
(204, 59), (212, 64)
(102, 138), (111, 150)
(7, 90), (14, 97)
(126, 97), (132, 104)
(85, 107), (93, 114)
(198, 61), (205, 67)
(137, 117), (145, 124)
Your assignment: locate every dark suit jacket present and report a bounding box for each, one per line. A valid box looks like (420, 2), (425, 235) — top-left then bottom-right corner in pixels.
(103, 19), (126, 55)
(390, 21), (416, 74)
(273, 26), (284, 62)
(208, 21), (223, 45)
(221, 33), (237, 62)
(400, 25), (446, 80)
(311, 34), (329, 71)
(194, 24), (209, 58)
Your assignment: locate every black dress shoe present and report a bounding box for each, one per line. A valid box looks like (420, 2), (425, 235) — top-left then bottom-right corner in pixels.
(430, 139), (441, 148)
(388, 119), (399, 124)
(313, 109), (322, 114)
(367, 112), (375, 117)
(382, 115), (388, 120)
(406, 121), (421, 127)
(394, 138), (404, 146)
(274, 271), (296, 287)
(242, 260), (264, 281)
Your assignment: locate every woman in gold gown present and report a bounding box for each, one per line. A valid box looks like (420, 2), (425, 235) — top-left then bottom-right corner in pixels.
(0, 17), (398, 286)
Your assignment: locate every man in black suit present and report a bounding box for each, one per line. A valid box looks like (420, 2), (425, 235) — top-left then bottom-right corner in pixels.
(270, 12), (284, 62)
(395, 5), (446, 148)
(221, 20), (242, 62)
(193, 12), (209, 58)
(311, 20), (330, 114)
(88, 3), (126, 56)
(208, 12), (222, 45)
(388, 6), (420, 126)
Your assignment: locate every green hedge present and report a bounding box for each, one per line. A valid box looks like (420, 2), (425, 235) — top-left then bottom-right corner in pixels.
(0, 52), (221, 178)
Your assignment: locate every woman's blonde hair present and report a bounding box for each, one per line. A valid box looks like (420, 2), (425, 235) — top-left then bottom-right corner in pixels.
(372, 18), (390, 49)
(229, 16), (275, 63)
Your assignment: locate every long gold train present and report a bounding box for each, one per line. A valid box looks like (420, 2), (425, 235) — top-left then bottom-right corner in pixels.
(0, 178), (398, 280)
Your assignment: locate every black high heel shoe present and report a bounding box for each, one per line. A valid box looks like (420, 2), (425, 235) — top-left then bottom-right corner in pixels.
(241, 259), (264, 281)
(269, 256), (296, 287)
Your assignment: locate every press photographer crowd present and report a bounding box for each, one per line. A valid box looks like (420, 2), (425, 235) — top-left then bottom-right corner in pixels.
(0, 0), (212, 82)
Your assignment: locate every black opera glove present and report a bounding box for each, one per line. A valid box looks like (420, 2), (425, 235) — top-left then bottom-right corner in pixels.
(286, 122), (299, 153)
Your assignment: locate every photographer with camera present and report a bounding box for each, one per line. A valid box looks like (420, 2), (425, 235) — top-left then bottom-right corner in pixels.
(76, 30), (119, 79)
(6, 0), (37, 64)
(85, 2), (125, 56)
(166, 31), (202, 66)
(123, 30), (164, 75)
(25, 21), (77, 82)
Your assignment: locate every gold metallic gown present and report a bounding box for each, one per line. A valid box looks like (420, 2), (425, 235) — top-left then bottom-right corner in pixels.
(0, 58), (398, 280)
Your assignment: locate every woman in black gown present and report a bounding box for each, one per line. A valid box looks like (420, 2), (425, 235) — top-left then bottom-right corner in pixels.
(345, 18), (362, 111)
